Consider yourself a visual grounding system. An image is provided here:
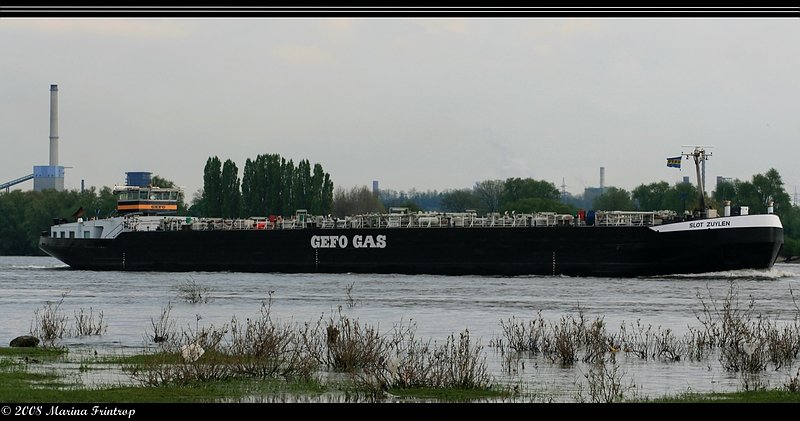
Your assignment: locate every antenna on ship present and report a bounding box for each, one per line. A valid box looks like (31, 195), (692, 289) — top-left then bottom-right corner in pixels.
(681, 145), (713, 214)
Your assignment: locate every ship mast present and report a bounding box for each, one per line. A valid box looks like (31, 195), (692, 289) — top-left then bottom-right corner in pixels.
(681, 146), (712, 213)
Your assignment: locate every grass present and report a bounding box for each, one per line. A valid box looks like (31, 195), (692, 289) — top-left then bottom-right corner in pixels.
(643, 389), (800, 403)
(3, 347), (799, 403)
(0, 346), (498, 403)
(101, 349), (308, 370)
(0, 347), (328, 403)
(100, 351), (185, 365)
(6, 281), (800, 403)
(0, 370), (80, 402)
(0, 347), (67, 358)
(0, 369), (275, 402)
(388, 387), (510, 401)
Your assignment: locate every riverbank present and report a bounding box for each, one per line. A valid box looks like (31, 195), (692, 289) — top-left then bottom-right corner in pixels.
(4, 257), (800, 403)
(2, 346), (799, 403)
(4, 278), (800, 404)
(0, 346), (509, 403)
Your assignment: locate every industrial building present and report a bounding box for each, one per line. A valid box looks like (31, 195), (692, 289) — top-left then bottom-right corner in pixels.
(1, 84), (65, 192)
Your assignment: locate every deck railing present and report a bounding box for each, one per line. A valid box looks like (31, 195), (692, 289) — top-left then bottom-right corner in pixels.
(142, 209), (677, 232)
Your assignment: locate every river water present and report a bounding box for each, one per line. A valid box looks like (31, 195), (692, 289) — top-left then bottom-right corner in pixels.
(2, 256), (799, 401)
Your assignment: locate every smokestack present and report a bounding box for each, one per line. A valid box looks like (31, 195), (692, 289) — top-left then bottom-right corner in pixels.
(49, 84), (59, 166)
(600, 167), (605, 193)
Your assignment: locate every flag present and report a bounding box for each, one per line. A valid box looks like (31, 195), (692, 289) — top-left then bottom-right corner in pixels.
(666, 156), (682, 169)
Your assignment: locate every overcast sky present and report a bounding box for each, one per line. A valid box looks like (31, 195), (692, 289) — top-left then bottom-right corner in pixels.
(1, 18), (798, 202)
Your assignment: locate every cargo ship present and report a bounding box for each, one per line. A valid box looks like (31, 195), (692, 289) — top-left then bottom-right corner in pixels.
(39, 150), (784, 277)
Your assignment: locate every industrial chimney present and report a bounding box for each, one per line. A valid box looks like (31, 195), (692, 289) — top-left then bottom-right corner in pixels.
(600, 167), (605, 194)
(33, 84), (65, 191)
(49, 84), (59, 166)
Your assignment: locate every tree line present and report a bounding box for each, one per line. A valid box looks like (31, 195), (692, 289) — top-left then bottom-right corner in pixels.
(366, 170), (798, 258)
(371, 178), (574, 216)
(0, 166), (798, 258)
(193, 154), (334, 218)
(0, 175), (187, 255)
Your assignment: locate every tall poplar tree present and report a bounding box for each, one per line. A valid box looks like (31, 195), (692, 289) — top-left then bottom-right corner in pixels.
(202, 156), (222, 217)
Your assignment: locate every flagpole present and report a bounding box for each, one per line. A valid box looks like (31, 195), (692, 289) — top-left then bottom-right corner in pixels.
(681, 146), (712, 215)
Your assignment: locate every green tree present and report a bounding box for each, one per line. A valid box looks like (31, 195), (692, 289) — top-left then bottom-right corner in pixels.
(188, 188), (205, 217)
(712, 169), (791, 215)
(713, 180), (737, 203)
(309, 163), (328, 215)
(498, 177), (568, 214)
(593, 187), (635, 211)
(241, 158), (256, 217)
(220, 159), (241, 218)
(501, 198), (575, 214)
(632, 181), (699, 214)
(332, 186), (385, 217)
(95, 186), (119, 218)
(782, 205), (800, 258)
(242, 154), (271, 216)
(309, 163), (323, 214)
(502, 178), (560, 203)
(202, 156), (222, 217)
(473, 179), (504, 213)
(392, 200), (424, 213)
(440, 189), (483, 213)
(781, 204), (799, 257)
(752, 168), (792, 215)
(321, 172), (334, 215)
(150, 175), (172, 188)
(663, 182), (699, 215)
(294, 159), (312, 212)
(0, 190), (30, 254)
(150, 174), (187, 214)
(0, 189), (117, 255)
(263, 154), (283, 216)
(632, 181), (670, 211)
(236, 154), (333, 217)
(281, 158), (295, 214)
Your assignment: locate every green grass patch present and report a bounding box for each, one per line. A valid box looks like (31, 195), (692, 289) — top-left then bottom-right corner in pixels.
(644, 389), (800, 403)
(100, 351), (183, 365)
(1, 347), (331, 403)
(101, 349), (247, 365)
(0, 370), (80, 401)
(388, 386), (510, 401)
(0, 346), (67, 358)
(0, 359), (21, 369)
(0, 368), (329, 403)
(0, 346), (69, 371)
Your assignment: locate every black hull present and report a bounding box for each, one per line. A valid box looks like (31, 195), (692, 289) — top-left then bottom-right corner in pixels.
(39, 225), (783, 277)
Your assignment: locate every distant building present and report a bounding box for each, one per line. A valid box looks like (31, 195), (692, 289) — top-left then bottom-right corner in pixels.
(583, 186), (603, 208)
(682, 176), (690, 185)
(34, 85), (65, 192)
(599, 167), (605, 194)
(562, 186), (604, 210)
(372, 180), (379, 196)
(33, 165), (65, 191)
